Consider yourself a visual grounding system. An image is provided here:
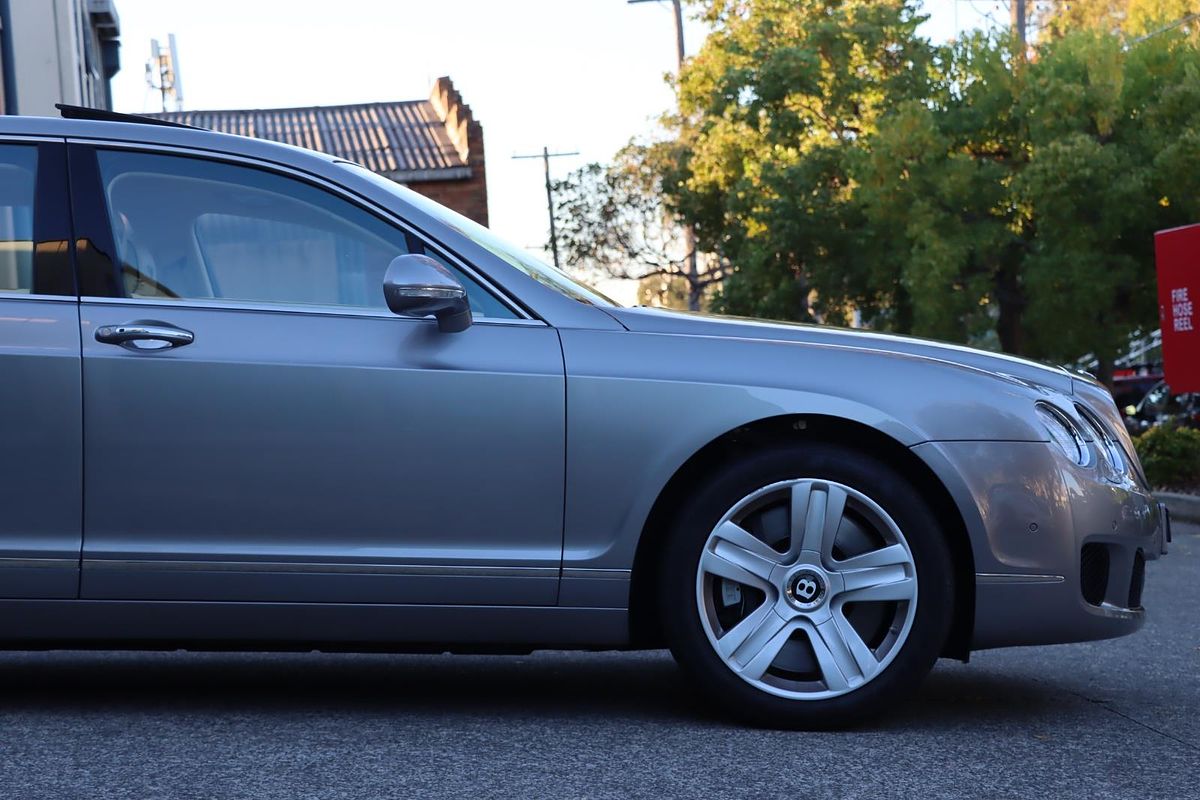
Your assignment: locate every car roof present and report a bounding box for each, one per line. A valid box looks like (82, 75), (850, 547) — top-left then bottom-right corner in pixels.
(0, 115), (336, 172)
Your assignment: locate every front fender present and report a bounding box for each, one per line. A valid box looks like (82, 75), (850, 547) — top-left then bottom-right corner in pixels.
(559, 329), (1047, 575)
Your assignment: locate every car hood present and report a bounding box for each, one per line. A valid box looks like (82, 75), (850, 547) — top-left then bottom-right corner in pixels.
(606, 306), (1078, 395)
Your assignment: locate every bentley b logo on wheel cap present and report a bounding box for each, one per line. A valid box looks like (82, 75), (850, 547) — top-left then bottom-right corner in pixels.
(787, 569), (827, 609)
(795, 576), (820, 601)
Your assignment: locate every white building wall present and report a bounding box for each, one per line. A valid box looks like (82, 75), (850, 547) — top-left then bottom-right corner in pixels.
(6, 0), (118, 116)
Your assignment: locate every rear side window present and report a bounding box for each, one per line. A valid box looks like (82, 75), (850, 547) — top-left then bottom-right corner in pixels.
(0, 145), (37, 294)
(93, 150), (515, 318)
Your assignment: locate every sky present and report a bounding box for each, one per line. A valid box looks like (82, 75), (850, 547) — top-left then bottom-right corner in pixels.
(109, 0), (997, 302)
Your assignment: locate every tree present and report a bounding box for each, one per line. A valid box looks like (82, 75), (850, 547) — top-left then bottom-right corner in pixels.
(1016, 27), (1200, 380)
(669, 0), (936, 324)
(659, 0), (1200, 382)
(1039, 0), (1200, 39)
(551, 142), (725, 310)
(854, 30), (1026, 351)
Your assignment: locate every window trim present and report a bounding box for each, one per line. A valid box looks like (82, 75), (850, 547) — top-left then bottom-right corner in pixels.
(66, 139), (538, 324)
(0, 137), (74, 298)
(79, 294), (547, 327)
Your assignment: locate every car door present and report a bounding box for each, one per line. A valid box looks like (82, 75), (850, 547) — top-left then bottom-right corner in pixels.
(70, 143), (565, 606)
(0, 139), (81, 598)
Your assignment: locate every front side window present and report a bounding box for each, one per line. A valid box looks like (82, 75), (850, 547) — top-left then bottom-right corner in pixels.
(95, 150), (514, 318)
(0, 145), (37, 294)
(340, 162), (619, 307)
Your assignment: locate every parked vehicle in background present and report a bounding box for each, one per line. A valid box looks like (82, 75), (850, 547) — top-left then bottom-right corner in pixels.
(1123, 380), (1200, 435)
(1111, 366), (1163, 419)
(0, 108), (1170, 729)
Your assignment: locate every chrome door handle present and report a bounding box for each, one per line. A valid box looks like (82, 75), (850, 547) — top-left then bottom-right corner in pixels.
(95, 320), (195, 350)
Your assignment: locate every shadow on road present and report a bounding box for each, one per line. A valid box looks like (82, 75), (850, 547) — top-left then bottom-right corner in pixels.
(0, 649), (1070, 728)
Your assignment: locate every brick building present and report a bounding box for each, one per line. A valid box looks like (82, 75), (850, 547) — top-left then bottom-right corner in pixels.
(150, 77), (489, 226)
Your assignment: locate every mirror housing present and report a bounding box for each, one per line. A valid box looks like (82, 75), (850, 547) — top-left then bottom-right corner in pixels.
(382, 254), (472, 333)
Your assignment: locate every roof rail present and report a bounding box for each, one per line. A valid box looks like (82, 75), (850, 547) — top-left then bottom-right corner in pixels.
(55, 104), (203, 130)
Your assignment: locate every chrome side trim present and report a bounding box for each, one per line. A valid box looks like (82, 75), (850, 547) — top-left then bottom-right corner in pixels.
(561, 568), (632, 581)
(0, 557), (78, 569)
(0, 293), (77, 303)
(82, 559), (558, 578)
(0, 135), (67, 144)
(78, 295), (546, 326)
(976, 572), (1065, 585)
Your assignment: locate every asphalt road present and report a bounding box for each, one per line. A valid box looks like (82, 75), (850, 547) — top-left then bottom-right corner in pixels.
(0, 526), (1196, 800)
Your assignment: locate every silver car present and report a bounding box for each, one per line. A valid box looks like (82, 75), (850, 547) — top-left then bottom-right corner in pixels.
(0, 110), (1169, 728)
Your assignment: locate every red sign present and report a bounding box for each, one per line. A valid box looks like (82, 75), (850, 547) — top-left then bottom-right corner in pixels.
(1155, 224), (1200, 392)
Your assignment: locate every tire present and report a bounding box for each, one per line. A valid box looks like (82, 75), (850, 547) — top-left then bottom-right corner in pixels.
(659, 442), (954, 729)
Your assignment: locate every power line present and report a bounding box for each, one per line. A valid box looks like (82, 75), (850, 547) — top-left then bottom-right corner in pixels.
(1130, 10), (1200, 44)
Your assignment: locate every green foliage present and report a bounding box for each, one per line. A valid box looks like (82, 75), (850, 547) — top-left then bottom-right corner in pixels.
(1014, 29), (1200, 371)
(673, 0), (934, 324)
(1039, 0), (1200, 41)
(652, 0), (1200, 379)
(1134, 425), (1200, 490)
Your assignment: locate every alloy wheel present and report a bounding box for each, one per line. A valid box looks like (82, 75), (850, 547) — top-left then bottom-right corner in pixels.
(695, 479), (918, 700)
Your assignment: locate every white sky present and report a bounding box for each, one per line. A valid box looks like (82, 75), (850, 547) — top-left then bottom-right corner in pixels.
(110, 1), (995, 303)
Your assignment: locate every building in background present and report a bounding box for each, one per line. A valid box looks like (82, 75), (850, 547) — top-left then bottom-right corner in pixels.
(0, 0), (121, 116)
(151, 77), (490, 226)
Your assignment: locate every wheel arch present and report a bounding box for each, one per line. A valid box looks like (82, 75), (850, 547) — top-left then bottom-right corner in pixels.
(627, 414), (975, 661)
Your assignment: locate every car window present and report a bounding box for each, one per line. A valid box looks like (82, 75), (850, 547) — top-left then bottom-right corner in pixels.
(0, 145), (37, 294)
(94, 150), (516, 318)
(339, 161), (619, 307)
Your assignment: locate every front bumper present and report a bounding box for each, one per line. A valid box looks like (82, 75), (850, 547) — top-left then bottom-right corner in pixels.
(913, 440), (1167, 651)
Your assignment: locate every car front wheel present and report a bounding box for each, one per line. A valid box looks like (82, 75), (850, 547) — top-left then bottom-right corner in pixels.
(659, 443), (955, 728)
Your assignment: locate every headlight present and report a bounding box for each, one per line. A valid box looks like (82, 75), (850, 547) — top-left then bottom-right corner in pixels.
(1036, 403), (1088, 465)
(1076, 404), (1128, 482)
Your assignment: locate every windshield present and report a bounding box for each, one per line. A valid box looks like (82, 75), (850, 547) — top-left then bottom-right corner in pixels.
(339, 162), (618, 307)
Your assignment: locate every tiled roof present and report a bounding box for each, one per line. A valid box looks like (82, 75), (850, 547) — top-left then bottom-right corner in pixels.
(149, 100), (471, 182)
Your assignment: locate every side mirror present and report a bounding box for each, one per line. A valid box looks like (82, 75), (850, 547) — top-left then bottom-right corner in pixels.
(382, 254), (472, 333)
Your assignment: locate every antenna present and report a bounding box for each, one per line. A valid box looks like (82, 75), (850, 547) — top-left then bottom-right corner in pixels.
(145, 34), (184, 112)
(167, 34), (185, 110)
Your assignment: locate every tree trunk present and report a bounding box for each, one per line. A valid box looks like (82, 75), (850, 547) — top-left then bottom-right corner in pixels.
(687, 277), (702, 312)
(685, 226), (701, 311)
(1094, 355), (1115, 389)
(995, 262), (1026, 354)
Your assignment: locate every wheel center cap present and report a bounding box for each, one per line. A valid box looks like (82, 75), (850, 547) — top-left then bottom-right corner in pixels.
(786, 568), (827, 610)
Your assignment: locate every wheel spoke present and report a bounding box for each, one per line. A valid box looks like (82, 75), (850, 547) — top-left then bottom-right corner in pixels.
(835, 544), (907, 594)
(713, 520), (783, 568)
(841, 575), (916, 603)
(717, 603), (781, 659)
(700, 521), (779, 590)
(805, 617), (874, 691)
(836, 543), (911, 572)
(730, 611), (795, 681)
(791, 482), (847, 562)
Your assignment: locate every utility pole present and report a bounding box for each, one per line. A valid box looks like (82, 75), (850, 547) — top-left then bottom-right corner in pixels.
(630, 0), (702, 310)
(1011, 0), (1027, 49)
(629, 0), (685, 64)
(513, 146), (579, 269)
